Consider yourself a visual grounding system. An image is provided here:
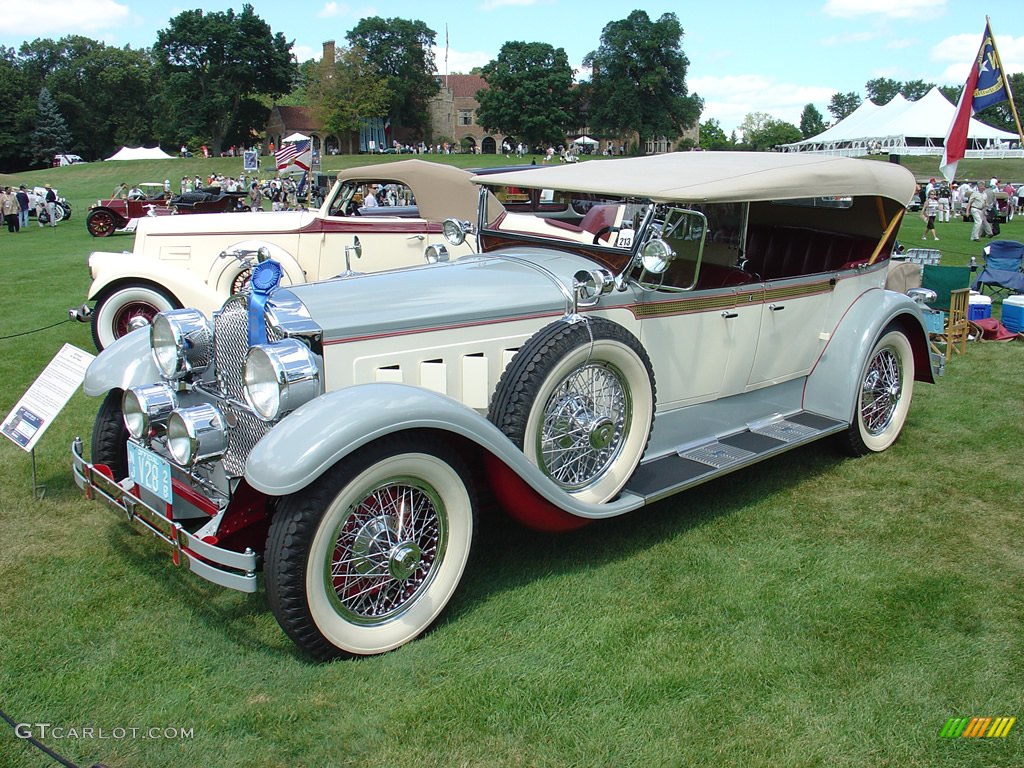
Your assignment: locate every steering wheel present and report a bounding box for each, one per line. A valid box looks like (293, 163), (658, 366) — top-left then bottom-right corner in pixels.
(592, 226), (613, 245)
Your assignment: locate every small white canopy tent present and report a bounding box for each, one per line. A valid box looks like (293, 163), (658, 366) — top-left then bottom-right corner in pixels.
(782, 88), (1018, 155)
(573, 135), (598, 145)
(105, 146), (175, 161)
(282, 132), (310, 142)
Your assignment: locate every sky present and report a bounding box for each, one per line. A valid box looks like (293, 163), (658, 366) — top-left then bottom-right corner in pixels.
(1, 0), (1022, 137)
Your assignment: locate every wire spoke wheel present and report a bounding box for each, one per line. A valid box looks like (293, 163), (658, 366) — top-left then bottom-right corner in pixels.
(326, 477), (445, 625)
(539, 362), (629, 490)
(265, 435), (475, 659)
(841, 328), (914, 455)
(489, 318), (655, 504)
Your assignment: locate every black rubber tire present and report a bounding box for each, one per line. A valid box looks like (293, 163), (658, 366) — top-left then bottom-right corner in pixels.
(488, 318), (656, 504)
(90, 389), (129, 481)
(839, 327), (915, 456)
(265, 433), (476, 660)
(90, 282), (179, 351)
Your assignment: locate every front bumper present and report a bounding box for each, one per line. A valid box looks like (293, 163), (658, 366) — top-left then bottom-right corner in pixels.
(71, 437), (257, 593)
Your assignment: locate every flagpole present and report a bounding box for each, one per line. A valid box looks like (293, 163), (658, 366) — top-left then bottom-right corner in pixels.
(986, 16), (1024, 149)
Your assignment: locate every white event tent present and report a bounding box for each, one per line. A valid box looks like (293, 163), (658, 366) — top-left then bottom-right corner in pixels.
(781, 88), (1019, 157)
(105, 146), (175, 161)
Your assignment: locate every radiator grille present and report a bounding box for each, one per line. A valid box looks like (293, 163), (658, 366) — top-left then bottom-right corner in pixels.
(212, 297), (283, 477)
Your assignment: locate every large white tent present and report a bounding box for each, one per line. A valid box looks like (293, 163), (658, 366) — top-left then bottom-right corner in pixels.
(105, 146), (175, 161)
(782, 88), (1019, 156)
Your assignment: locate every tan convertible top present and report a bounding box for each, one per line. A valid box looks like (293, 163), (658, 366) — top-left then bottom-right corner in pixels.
(471, 152), (916, 206)
(334, 159), (500, 221)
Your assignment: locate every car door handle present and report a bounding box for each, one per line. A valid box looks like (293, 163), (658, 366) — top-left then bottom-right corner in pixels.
(721, 311), (738, 319)
(407, 234), (425, 241)
(768, 304), (785, 311)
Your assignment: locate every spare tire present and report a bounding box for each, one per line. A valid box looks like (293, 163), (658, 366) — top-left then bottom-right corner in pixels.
(488, 318), (656, 504)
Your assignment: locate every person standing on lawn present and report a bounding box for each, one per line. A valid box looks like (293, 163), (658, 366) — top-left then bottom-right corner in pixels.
(921, 190), (940, 240)
(967, 181), (992, 241)
(16, 185), (30, 229)
(2, 186), (20, 232)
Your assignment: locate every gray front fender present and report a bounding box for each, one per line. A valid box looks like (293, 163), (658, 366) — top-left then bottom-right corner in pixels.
(82, 327), (160, 396)
(244, 383), (645, 519)
(804, 288), (932, 423)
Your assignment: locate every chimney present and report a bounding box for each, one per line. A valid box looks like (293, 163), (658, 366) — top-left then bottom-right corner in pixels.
(323, 40), (335, 63)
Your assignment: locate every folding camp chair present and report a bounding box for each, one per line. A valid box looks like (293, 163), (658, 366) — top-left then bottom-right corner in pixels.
(972, 240), (1024, 299)
(922, 264), (972, 312)
(921, 266), (973, 360)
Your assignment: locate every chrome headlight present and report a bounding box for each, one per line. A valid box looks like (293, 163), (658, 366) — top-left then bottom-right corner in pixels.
(243, 339), (321, 421)
(150, 309), (212, 380)
(122, 383), (177, 439)
(166, 404), (227, 466)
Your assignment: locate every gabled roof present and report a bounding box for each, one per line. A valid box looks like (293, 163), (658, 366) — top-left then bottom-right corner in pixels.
(440, 74), (487, 99)
(274, 105), (321, 132)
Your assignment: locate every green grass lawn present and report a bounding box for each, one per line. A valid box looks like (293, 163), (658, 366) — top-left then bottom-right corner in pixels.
(0, 155), (1022, 767)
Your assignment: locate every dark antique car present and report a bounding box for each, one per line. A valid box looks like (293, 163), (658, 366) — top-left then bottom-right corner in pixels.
(86, 184), (246, 237)
(73, 152), (938, 660)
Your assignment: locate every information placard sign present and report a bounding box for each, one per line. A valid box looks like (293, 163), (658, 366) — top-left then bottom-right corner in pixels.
(1, 344), (95, 452)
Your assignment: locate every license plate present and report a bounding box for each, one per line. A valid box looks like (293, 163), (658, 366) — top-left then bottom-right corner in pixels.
(127, 442), (173, 504)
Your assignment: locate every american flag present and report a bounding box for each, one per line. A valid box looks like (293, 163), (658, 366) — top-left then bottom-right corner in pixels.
(276, 140), (311, 171)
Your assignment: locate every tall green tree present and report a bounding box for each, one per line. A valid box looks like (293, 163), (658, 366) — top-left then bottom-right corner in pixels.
(0, 47), (35, 172)
(306, 45), (390, 154)
(865, 77), (901, 105)
(476, 41), (576, 150)
(745, 118), (801, 151)
(27, 37), (157, 160)
(698, 118), (730, 150)
(583, 10), (702, 155)
(799, 104), (826, 139)
(154, 4), (296, 153)
(30, 86), (72, 165)
(901, 79), (933, 101)
(828, 91), (861, 122)
(346, 17), (439, 138)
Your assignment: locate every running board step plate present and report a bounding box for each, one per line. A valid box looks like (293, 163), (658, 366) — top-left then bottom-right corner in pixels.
(625, 412), (846, 503)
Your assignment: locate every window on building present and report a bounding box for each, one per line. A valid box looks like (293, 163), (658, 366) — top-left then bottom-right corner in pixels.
(458, 110), (473, 126)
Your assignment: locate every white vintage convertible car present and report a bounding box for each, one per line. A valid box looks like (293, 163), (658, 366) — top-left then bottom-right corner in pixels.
(77, 160), (493, 349)
(73, 152), (938, 660)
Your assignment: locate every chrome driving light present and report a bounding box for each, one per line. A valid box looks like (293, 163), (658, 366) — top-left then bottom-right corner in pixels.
(243, 339), (321, 421)
(166, 404), (227, 466)
(640, 238), (675, 274)
(441, 217), (470, 246)
(122, 383), (178, 439)
(150, 309), (213, 380)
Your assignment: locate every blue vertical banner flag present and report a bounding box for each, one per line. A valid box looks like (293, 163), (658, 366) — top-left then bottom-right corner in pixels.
(940, 20), (1011, 181)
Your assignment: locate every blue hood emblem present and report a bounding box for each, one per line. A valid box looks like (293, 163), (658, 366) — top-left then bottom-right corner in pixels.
(248, 260), (283, 346)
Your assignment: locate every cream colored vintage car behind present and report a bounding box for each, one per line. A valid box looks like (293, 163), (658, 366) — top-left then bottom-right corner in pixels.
(78, 160), (495, 349)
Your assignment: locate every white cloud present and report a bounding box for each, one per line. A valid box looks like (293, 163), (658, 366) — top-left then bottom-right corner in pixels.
(432, 45), (493, 74)
(0, 0), (130, 36)
(690, 74), (836, 135)
(317, 2), (349, 19)
(292, 44), (318, 62)
(822, 0), (945, 20)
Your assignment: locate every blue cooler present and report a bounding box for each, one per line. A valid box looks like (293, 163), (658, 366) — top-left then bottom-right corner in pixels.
(968, 294), (992, 320)
(1002, 295), (1024, 332)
